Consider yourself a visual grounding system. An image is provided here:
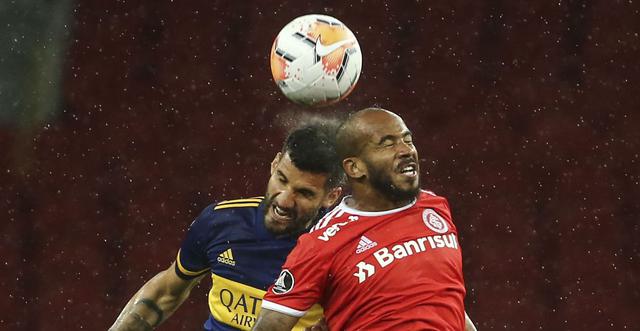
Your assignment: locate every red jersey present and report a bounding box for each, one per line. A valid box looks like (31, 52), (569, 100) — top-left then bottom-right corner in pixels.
(262, 190), (466, 330)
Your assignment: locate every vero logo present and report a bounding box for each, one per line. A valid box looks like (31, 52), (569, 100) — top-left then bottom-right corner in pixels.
(317, 215), (359, 242)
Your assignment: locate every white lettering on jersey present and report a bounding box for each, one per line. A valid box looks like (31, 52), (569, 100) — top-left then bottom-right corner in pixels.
(356, 233), (459, 283)
(312, 206), (344, 231)
(317, 215), (359, 241)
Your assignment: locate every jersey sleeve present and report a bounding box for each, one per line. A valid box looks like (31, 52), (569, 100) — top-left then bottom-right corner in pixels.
(174, 204), (215, 279)
(438, 196), (458, 232)
(422, 191), (458, 231)
(261, 235), (331, 317)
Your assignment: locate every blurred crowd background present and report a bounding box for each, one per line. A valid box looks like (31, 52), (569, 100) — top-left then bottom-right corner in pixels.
(1, 1), (638, 330)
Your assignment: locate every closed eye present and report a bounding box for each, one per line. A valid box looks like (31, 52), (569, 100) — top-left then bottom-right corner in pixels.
(277, 170), (288, 184)
(379, 135), (396, 147)
(297, 189), (316, 199)
(402, 131), (413, 145)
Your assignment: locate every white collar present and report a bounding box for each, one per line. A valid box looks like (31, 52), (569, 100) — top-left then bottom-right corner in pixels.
(338, 195), (417, 216)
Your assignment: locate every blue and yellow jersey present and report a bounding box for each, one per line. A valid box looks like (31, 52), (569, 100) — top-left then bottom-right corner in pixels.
(175, 196), (323, 331)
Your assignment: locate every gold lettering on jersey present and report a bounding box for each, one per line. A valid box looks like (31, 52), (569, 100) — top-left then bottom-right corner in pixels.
(209, 274), (324, 331)
(218, 288), (263, 314)
(231, 313), (256, 328)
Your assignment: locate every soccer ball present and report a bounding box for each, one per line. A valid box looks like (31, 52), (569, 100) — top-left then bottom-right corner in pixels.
(270, 14), (362, 106)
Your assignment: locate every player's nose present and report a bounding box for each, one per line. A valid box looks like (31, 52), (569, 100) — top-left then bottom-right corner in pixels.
(277, 190), (295, 209)
(396, 139), (415, 156)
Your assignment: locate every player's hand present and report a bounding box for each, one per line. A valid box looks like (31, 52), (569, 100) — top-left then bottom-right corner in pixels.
(305, 318), (329, 331)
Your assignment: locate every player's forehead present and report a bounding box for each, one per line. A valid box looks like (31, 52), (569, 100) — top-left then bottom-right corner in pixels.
(276, 153), (328, 192)
(356, 111), (410, 142)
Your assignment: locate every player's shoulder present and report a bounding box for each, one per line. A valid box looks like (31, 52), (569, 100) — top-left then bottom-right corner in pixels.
(308, 201), (352, 233)
(417, 189), (456, 222)
(418, 189), (450, 206)
(300, 201), (364, 251)
(419, 188), (443, 199)
(210, 196), (265, 222)
(192, 196), (265, 228)
(212, 196), (265, 212)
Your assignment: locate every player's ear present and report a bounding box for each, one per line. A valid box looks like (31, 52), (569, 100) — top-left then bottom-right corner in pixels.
(270, 152), (283, 175)
(322, 186), (342, 208)
(343, 157), (366, 180)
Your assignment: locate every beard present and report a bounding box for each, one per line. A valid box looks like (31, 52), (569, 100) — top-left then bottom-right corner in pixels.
(366, 161), (421, 204)
(262, 193), (320, 236)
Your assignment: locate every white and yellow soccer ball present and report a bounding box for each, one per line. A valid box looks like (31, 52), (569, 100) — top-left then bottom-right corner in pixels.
(270, 14), (362, 106)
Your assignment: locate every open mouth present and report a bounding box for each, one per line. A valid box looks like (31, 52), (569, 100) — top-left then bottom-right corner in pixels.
(397, 162), (418, 178)
(271, 204), (295, 223)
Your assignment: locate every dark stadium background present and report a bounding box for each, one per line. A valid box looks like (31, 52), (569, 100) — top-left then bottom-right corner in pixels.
(1, 1), (638, 330)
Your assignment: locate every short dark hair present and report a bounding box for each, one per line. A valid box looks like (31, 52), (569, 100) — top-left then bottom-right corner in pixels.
(282, 121), (344, 189)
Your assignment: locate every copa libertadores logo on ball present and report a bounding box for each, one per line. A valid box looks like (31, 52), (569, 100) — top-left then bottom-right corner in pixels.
(422, 209), (449, 234)
(272, 269), (295, 294)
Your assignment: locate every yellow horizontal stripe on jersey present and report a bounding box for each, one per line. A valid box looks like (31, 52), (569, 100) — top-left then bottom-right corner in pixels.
(176, 250), (210, 276)
(208, 273), (323, 331)
(216, 197), (264, 205)
(214, 203), (260, 210)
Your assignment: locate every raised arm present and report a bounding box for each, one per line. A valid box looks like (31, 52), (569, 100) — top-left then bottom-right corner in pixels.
(252, 308), (300, 331)
(109, 262), (205, 331)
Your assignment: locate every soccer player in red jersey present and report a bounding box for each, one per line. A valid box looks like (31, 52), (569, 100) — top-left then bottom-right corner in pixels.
(253, 108), (477, 331)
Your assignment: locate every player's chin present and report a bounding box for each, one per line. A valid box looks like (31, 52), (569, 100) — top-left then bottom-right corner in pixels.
(393, 178), (420, 197)
(264, 219), (287, 234)
(264, 216), (296, 235)
(394, 174), (419, 188)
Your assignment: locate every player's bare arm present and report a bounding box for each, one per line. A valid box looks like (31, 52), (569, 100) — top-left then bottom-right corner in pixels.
(252, 308), (299, 331)
(465, 312), (478, 331)
(109, 262), (205, 331)
(305, 318), (329, 331)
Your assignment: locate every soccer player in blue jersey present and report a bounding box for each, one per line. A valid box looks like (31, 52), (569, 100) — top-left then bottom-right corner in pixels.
(110, 122), (343, 331)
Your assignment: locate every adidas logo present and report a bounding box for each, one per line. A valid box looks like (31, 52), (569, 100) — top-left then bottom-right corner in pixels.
(217, 248), (236, 266)
(356, 235), (377, 254)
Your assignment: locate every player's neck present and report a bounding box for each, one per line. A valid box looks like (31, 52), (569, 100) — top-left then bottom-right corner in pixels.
(348, 185), (414, 212)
